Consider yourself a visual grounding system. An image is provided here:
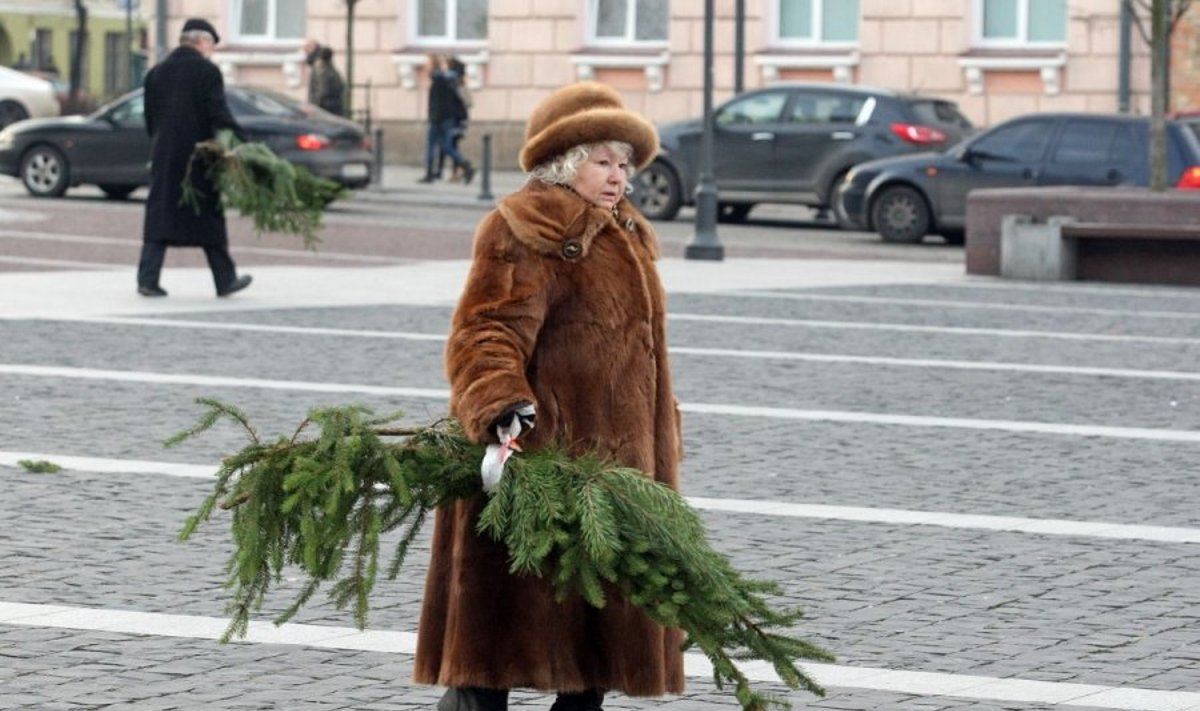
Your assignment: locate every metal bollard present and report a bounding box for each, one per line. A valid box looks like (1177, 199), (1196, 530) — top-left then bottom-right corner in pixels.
(477, 133), (494, 201)
(371, 127), (384, 189)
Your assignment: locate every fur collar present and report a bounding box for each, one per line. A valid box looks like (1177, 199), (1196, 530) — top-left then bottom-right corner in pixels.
(497, 180), (658, 260)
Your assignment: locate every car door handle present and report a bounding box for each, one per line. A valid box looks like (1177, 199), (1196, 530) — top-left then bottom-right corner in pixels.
(751, 132), (774, 141)
(1022, 167), (1039, 179)
(1106, 168), (1121, 182)
(831, 131), (855, 140)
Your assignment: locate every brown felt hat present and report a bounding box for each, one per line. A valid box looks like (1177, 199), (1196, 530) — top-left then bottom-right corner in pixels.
(519, 82), (659, 172)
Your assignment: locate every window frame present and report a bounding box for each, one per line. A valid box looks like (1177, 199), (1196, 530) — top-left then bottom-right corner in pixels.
(230, 0), (307, 45)
(586, 0), (669, 48)
(771, 0), (860, 48)
(407, 0), (489, 47)
(972, 0), (1067, 48)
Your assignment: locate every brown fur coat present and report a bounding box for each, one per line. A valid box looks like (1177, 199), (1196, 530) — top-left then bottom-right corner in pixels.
(413, 179), (685, 696)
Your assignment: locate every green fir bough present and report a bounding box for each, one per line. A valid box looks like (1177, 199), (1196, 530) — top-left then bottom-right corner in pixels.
(175, 399), (833, 711)
(182, 131), (345, 249)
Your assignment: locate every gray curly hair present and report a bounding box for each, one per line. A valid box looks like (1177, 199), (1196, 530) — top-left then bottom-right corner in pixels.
(528, 141), (635, 193)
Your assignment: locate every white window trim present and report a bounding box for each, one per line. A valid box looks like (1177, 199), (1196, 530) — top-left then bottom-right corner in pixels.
(569, 51), (671, 92)
(971, 0), (1067, 48)
(770, 0), (860, 49)
(392, 49), (490, 91)
(586, 0), (669, 48)
(215, 49), (305, 89)
(754, 51), (860, 84)
(958, 53), (1067, 95)
(407, 0), (489, 45)
(229, 0), (304, 45)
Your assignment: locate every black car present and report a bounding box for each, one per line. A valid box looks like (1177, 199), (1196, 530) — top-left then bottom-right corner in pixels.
(630, 83), (973, 223)
(0, 85), (373, 199)
(837, 112), (1200, 244)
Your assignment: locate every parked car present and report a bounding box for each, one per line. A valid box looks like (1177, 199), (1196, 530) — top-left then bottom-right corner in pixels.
(0, 65), (59, 129)
(0, 85), (373, 199)
(630, 83), (973, 223)
(837, 112), (1200, 244)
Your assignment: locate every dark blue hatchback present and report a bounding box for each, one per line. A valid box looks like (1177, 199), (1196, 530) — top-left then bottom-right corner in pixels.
(837, 112), (1200, 244)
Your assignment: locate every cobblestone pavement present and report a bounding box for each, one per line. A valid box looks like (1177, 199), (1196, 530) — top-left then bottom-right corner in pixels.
(3, 206), (1200, 709)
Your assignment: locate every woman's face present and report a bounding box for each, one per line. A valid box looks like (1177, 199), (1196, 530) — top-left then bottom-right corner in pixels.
(570, 144), (630, 210)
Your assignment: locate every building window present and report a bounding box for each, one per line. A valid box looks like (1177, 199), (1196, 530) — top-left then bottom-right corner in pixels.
(234, 0), (307, 41)
(33, 28), (56, 72)
(104, 32), (126, 94)
(977, 0), (1066, 45)
(588, 0), (668, 44)
(414, 0), (488, 43)
(776, 0), (859, 44)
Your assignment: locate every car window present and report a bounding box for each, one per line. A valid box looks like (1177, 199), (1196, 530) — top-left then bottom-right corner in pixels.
(1052, 120), (1119, 163)
(907, 100), (973, 129)
(108, 94), (145, 127)
(715, 91), (786, 127)
(971, 119), (1053, 162)
(226, 87), (306, 118)
(787, 92), (867, 125)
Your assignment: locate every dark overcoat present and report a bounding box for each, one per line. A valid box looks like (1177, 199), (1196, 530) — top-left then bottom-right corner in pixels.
(413, 180), (686, 696)
(142, 46), (245, 247)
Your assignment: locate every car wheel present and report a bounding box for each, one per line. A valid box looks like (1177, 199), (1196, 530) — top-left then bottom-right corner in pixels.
(21, 145), (69, 198)
(0, 100), (29, 129)
(717, 203), (752, 223)
(99, 184), (137, 200)
(871, 185), (929, 244)
(632, 161), (682, 221)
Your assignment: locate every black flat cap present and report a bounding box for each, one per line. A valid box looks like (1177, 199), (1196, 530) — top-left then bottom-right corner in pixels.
(181, 18), (220, 44)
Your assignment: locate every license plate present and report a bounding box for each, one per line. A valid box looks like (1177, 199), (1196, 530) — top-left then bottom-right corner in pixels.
(341, 163), (369, 178)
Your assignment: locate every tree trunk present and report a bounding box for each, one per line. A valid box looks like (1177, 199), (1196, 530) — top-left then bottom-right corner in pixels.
(68, 0), (88, 114)
(1150, 0), (1169, 191)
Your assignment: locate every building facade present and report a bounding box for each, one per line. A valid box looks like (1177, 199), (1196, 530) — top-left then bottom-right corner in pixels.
(143, 0), (1170, 167)
(1, 0), (148, 108)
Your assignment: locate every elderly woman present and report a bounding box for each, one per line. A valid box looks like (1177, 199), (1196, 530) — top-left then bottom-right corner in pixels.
(413, 83), (685, 711)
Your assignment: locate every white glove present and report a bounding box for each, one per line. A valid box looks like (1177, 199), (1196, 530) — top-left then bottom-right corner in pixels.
(480, 403), (536, 492)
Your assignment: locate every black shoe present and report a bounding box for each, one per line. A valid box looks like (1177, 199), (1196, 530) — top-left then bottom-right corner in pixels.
(217, 274), (252, 297)
(549, 689), (604, 711)
(462, 162), (476, 185)
(137, 284), (168, 297)
(437, 687), (508, 711)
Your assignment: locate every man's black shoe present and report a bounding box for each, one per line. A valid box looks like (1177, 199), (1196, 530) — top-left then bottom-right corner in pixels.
(462, 162), (476, 185)
(138, 285), (168, 297)
(217, 274), (252, 297)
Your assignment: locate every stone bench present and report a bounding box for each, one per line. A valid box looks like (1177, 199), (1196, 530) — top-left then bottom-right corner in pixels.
(966, 187), (1200, 286)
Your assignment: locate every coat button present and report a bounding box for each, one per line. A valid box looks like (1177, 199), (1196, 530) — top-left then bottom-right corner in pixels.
(562, 239), (583, 259)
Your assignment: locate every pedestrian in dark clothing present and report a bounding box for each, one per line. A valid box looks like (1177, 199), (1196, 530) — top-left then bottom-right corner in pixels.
(314, 46), (345, 117)
(419, 53), (473, 184)
(438, 57), (472, 182)
(304, 39), (322, 106)
(137, 18), (252, 298)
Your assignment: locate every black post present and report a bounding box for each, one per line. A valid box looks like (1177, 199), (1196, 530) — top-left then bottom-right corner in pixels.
(1118, 0), (1131, 113)
(685, 0), (724, 261)
(734, 0), (745, 94)
(371, 126), (383, 188)
(477, 133), (494, 201)
(124, 0), (134, 90)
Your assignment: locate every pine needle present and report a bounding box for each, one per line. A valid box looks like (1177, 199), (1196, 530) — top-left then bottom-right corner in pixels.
(175, 399), (834, 709)
(181, 131), (345, 250)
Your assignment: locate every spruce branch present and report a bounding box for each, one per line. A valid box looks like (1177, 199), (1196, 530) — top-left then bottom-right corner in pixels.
(181, 131), (345, 249)
(175, 400), (833, 709)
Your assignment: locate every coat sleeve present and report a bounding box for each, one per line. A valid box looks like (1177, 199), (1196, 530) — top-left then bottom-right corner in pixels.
(201, 65), (248, 142)
(446, 212), (550, 443)
(143, 68), (156, 137)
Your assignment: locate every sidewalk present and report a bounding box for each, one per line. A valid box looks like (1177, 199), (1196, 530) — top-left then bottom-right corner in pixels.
(356, 163), (528, 207)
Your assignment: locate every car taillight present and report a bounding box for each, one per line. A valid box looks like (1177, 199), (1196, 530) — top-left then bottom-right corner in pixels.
(1177, 166), (1200, 189)
(891, 122), (948, 145)
(296, 133), (330, 151)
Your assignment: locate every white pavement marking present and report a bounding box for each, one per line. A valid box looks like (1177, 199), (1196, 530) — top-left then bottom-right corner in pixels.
(714, 290), (1200, 320)
(5, 363), (1200, 443)
(670, 312), (1200, 347)
(24, 316), (1200, 382)
(6, 451), (1200, 545)
(0, 255), (121, 270)
(0, 228), (412, 264)
(0, 601), (1195, 710)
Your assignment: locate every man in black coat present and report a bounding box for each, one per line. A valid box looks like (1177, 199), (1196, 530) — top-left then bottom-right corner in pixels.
(137, 18), (252, 297)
